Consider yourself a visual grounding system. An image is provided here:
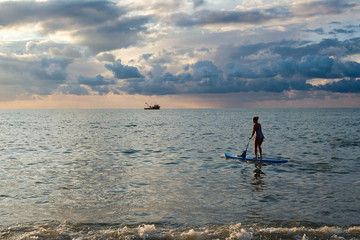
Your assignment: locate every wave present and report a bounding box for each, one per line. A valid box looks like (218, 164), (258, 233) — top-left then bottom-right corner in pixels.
(1, 222), (359, 240)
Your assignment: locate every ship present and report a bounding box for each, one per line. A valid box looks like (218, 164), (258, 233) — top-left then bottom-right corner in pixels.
(144, 102), (160, 110)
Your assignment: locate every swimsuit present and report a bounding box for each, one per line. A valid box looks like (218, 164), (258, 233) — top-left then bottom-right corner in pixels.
(255, 125), (264, 139)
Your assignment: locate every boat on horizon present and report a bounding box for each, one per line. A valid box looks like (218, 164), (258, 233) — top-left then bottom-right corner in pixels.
(144, 102), (160, 110)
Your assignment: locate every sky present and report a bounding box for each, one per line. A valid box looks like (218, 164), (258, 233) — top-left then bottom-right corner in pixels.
(0, 0), (359, 109)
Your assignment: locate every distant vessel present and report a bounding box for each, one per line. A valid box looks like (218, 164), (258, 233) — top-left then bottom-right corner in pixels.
(144, 102), (160, 110)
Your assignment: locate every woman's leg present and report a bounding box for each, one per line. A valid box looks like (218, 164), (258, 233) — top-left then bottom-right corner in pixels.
(258, 138), (263, 159)
(254, 139), (258, 158)
(254, 138), (264, 159)
(253, 139), (257, 158)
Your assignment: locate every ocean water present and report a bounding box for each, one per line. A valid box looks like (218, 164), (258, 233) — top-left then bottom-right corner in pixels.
(0, 108), (359, 240)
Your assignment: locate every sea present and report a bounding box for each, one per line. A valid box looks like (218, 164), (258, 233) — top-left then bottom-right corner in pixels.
(0, 108), (359, 240)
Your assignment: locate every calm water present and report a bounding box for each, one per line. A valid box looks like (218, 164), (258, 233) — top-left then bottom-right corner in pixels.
(0, 108), (359, 239)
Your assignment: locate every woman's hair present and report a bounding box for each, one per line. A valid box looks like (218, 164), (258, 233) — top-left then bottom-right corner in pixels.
(253, 116), (259, 123)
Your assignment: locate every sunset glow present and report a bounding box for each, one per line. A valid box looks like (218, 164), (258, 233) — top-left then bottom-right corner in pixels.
(0, 0), (359, 108)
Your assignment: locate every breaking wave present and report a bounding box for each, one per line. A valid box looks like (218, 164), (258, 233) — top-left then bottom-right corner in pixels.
(1, 222), (359, 240)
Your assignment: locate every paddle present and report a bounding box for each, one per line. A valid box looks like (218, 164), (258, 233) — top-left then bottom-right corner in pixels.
(241, 139), (251, 159)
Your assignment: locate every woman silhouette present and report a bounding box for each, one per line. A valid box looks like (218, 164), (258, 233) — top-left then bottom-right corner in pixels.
(249, 116), (264, 159)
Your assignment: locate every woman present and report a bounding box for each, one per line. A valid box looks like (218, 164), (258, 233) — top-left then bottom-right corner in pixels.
(249, 116), (264, 159)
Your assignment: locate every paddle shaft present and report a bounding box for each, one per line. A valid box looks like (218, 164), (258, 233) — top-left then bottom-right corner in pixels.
(241, 139), (251, 159)
(245, 138), (251, 152)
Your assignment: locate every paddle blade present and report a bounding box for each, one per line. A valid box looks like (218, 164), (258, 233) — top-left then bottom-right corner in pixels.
(241, 151), (246, 159)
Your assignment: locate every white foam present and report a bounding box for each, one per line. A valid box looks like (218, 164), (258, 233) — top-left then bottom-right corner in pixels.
(226, 223), (253, 240)
(301, 234), (309, 240)
(138, 224), (158, 238)
(258, 225), (357, 238)
(226, 229), (253, 240)
(13, 224), (73, 240)
(181, 229), (207, 239)
(348, 226), (360, 234)
(99, 224), (170, 240)
(2, 222), (360, 240)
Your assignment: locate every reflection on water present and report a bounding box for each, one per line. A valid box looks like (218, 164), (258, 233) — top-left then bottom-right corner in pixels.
(0, 108), (359, 229)
(252, 163), (265, 191)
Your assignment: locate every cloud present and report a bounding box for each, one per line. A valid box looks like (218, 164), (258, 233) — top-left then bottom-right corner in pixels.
(1, 56), (70, 84)
(60, 34), (360, 97)
(77, 75), (120, 95)
(220, 37), (360, 62)
(170, 0), (358, 27)
(316, 78), (360, 93)
(0, 40), (78, 58)
(0, 1), (150, 53)
(224, 54), (360, 83)
(0, 55), (71, 99)
(78, 75), (116, 86)
(193, 0), (206, 9)
(58, 83), (90, 96)
(96, 53), (116, 62)
(298, 55), (337, 78)
(59, 74), (120, 96)
(293, 0), (357, 17)
(0, 0), (359, 106)
(49, 46), (82, 58)
(118, 60), (223, 95)
(0, 1), (122, 30)
(117, 60), (289, 95)
(74, 15), (152, 53)
(329, 28), (356, 35)
(114, 37), (360, 96)
(170, 8), (289, 26)
(304, 28), (325, 35)
(105, 60), (144, 79)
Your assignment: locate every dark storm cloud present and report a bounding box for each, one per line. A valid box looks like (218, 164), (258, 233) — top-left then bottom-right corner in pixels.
(221, 37), (360, 62)
(113, 36), (360, 96)
(329, 29), (356, 35)
(120, 61), (359, 95)
(316, 78), (360, 93)
(0, 1), (122, 30)
(297, 56), (360, 79)
(105, 60), (144, 79)
(304, 28), (325, 35)
(170, 7), (290, 26)
(171, 0), (358, 27)
(117, 60), (314, 95)
(298, 56), (337, 78)
(78, 75), (116, 86)
(118, 60), (227, 95)
(294, 0), (357, 16)
(225, 55), (360, 80)
(275, 38), (360, 60)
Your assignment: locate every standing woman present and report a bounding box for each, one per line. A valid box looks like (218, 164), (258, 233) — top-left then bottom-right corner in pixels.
(249, 116), (264, 159)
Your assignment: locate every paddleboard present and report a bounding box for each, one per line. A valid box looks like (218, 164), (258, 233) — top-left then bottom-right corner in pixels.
(225, 153), (288, 163)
